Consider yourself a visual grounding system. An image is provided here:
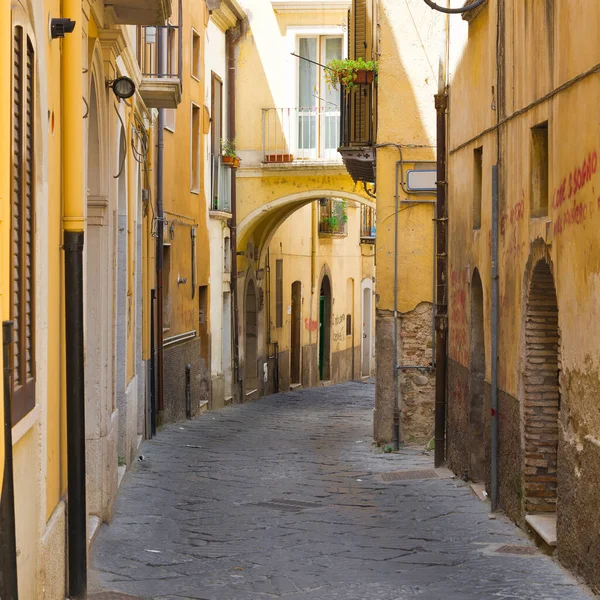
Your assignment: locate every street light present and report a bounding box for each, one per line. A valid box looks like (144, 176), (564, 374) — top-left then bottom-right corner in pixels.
(107, 76), (136, 101)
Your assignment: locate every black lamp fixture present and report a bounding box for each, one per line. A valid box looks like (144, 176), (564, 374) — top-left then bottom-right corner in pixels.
(107, 76), (136, 101)
(50, 17), (76, 39)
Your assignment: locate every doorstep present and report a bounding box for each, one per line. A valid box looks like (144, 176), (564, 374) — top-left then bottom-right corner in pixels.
(526, 513), (557, 547)
(290, 383), (302, 390)
(198, 400), (209, 414)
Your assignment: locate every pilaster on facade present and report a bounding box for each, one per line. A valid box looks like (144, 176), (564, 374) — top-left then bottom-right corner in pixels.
(98, 25), (128, 82)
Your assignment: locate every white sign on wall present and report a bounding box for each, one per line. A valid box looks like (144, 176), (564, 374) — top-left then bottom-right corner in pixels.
(406, 170), (437, 192)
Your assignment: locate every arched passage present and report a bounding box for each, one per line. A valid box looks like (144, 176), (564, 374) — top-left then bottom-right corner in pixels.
(245, 279), (259, 392)
(237, 190), (375, 259)
(524, 259), (560, 514)
(319, 274), (332, 381)
(469, 269), (485, 482)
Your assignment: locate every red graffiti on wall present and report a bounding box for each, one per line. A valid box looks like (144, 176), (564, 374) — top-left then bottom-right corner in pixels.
(500, 191), (525, 237)
(449, 269), (469, 365)
(304, 318), (318, 332)
(552, 150), (598, 237)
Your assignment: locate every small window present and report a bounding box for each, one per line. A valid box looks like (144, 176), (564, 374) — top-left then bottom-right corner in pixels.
(473, 146), (483, 230)
(192, 28), (201, 80)
(164, 108), (175, 132)
(191, 103), (200, 193)
(162, 245), (171, 330)
(346, 314), (352, 336)
(531, 122), (549, 218)
(276, 259), (283, 328)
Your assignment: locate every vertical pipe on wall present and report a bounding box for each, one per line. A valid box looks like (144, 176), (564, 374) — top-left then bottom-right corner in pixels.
(156, 29), (165, 415)
(491, 165), (499, 511)
(61, 0), (87, 595)
(434, 91), (448, 469)
(1, 323), (18, 599)
(392, 188), (400, 451)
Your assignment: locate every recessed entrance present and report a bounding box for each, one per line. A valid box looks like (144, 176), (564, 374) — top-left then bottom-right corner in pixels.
(318, 275), (331, 381)
(469, 269), (485, 482)
(290, 281), (302, 384)
(524, 260), (560, 514)
(245, 279), (259, 392)
(362, 284), (372, 377)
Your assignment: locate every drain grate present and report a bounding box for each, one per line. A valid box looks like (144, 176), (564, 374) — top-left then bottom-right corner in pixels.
(495, 544), (538, 556)
(376, 469), (439, 482)
(252, 498), (321, 512)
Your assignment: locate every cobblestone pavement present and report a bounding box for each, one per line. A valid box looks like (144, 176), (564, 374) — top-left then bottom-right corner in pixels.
(90, 382), (592, 600)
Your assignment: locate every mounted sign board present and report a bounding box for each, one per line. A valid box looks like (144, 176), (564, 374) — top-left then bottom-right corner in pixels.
(406, 170), (437, 192)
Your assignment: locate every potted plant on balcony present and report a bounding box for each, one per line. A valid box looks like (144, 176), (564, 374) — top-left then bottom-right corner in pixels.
(221, 138), (240, 168)
(325, 58), (378, 93)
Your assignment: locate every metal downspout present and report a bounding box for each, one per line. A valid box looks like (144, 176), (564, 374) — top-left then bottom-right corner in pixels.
(1, 322), (18, 599)
(61, 0), (87, 594)
(434, 91), (448, 468)
(393, 178), (400, 450)
(156, 28), (165, 415)
(491, 166), (499, 511)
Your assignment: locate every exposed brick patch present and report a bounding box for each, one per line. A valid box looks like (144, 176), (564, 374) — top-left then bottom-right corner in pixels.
(524, 261), (559, 513)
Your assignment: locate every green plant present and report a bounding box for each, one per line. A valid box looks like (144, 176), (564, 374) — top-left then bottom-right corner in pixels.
(325, 58), (378, 92)
(221, 137), (237, 158)
(322, 215), (340, 231)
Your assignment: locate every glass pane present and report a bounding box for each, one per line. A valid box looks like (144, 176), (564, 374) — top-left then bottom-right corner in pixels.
(298, 37), (317, 107)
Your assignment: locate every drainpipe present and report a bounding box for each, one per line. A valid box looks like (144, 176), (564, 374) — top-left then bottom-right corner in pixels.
(392, 191), (400, 450)
(310, 202), (318, 379)
(156, 32), (165, 415)
(491, 166), (499, 510)
(62, 1), (87, 595)
(1, 322), (18, 599)
(227, 22), (245, 402)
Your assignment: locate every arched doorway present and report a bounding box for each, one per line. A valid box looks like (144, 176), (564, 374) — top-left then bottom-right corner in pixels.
(290, 281), (302, 384)
(245, 279), (259, 392)
(319, 275), (332, 381)
(524, 260), (560, 514)
(469, 269), (485, 482)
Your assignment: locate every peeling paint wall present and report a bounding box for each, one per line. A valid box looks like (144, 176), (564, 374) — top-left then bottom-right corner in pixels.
(447, 0), (600, 591)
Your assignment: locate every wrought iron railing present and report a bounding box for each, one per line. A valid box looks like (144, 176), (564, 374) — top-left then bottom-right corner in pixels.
(360, 205), (376, 239)
(136, 0), (182, 80)
(318, 199), (348, 235)
(210, 154), (232, 213)
(262, 107), (342, 163)
(340, 83), (375, 147)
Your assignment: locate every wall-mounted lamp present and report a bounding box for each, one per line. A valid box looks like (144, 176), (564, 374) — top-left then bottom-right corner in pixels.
(107, 76), (136, 101)
(50, 18), (76, 39)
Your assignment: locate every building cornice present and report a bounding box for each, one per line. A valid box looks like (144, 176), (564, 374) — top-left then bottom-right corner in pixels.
(462, 0), (488, 22)
(271, 0), (350, 13)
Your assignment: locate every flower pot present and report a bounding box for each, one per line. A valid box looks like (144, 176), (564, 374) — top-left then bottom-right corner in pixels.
(222, 155), (240, 168)
(264, 153), (294, 163)
(354, 69), (374, 85)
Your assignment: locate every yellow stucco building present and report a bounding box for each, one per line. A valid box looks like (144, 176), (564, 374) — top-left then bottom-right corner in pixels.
(445, 0), (600, 591)
(233, 0), (376, 398)
(0, 0), (176, 595)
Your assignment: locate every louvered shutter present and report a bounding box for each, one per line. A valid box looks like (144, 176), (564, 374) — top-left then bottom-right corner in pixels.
(10, 25), (35, 425)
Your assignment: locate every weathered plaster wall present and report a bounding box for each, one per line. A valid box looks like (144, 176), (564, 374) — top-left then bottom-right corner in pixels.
(447, 0), (600, 591)
(373, 0), (441, 444)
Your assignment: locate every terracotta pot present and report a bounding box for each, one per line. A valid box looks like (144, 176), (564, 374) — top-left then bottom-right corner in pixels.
(354, 69), (374, 85)
(222, 155), (240, 168)
(265, 153), (294, 163)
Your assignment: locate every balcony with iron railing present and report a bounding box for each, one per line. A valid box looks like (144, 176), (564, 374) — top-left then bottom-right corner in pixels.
(318, 198), (348, 237)
(339, 82), (376, 183)
(209, 154), (232, 216)
(261, 107), (343, 165)
(360, 205), (376, 243)
(136, 1), (182, 109)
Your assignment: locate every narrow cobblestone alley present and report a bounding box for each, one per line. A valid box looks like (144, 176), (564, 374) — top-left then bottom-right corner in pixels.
(90, 383), (592, 600)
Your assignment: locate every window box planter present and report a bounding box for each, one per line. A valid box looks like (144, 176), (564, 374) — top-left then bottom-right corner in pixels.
(222, 155), (240, 168)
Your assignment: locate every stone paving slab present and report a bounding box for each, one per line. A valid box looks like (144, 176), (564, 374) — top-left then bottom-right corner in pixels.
(90, 382), (593, 599)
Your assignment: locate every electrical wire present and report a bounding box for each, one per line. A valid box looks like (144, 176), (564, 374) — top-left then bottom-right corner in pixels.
(421, 0), (487, 14)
